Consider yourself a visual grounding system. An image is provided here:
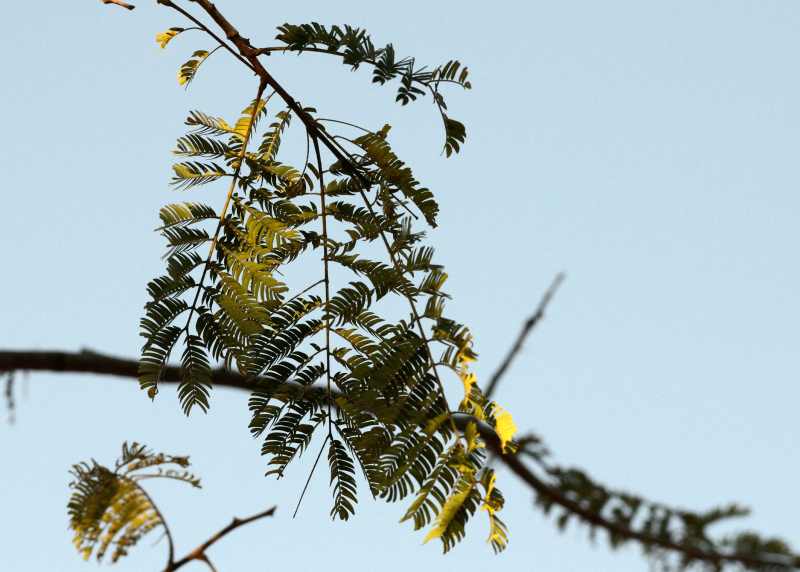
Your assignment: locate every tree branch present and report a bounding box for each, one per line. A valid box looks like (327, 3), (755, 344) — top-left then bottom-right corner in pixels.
(484, 273), (564, 399)
(3, 348), (797, 569)
(167, 506), (276, 571)
(100, 0), (135, 10)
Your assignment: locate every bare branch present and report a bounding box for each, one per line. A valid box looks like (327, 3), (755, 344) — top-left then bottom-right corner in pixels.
(100, 0), (135, 10)
(484, 273), (565, 399)
(167, 506), (276, 571)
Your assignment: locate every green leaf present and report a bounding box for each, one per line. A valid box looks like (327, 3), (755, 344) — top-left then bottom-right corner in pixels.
(329, 439), (358, 520)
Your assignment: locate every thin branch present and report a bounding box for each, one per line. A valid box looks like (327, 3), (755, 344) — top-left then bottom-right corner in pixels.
(283, 278), (326, 308)
(317, 117), (373, 133)
(312, 135), (334, 439)
(134, 481), (175, 567)
(197, 554), (218, 572)
(168, 506), (276, 571)
(100, 0), (135, 10)
(497, 450), (800, 570)
(484, 273), (565, 399)
(292, 434), (329, 518)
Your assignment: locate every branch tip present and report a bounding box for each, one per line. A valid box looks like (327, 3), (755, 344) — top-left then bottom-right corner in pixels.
(100, 0), (135, 10)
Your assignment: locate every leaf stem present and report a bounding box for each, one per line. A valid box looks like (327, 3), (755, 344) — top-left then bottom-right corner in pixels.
(133, 480), (175, 567)
(311, 135), (335, 439)
(292, 434), (330, 518)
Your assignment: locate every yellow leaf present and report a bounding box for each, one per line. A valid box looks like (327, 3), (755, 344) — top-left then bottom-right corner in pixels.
(464, 421), (482, 453)
(422, 480), (473, 544)
(481, 470), (497, 512)
(459, 371), (476, 398)
(178, 50), (210, 86)
(156, 27), (183, 49)
(493, 405), (517, 453)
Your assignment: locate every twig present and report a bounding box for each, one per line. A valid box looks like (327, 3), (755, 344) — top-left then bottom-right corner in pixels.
(100, 0), (135, 10)
(135, 482), (176, 567)
(168, 506), (276, 571)
(292, 434), (330, 518)
(311, 135), (334, 439)
(483, 273), (565, 399)
(196, 554), (218, 572)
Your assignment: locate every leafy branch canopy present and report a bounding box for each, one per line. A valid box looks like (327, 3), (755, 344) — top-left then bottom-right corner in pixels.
(2, 1), (795, 570)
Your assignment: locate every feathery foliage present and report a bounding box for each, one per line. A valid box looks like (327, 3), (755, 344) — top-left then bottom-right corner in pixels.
(270, 22), (470, 156)
(134, 20), (516, 553)
(67, 442), (200, 564)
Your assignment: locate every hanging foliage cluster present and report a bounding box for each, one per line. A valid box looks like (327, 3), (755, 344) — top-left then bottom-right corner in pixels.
(136, 18), (516, 554)
(68, 442), (200, 563)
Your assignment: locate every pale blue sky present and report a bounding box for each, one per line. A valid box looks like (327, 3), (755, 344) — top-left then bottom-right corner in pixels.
(2, 1), (799, 571)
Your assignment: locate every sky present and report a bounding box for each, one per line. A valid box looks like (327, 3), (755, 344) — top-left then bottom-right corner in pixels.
(1, 1), (799, 571)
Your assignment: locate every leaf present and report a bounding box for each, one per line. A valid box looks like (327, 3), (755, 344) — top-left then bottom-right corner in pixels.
(328, 439), (358, 520)
(156, 27), (183, 49)
(480, 469), (508, 553)
(178, 335), (212, 415)
(273, 22), (471, 153)
(443, 115), (466, 158)
(178, 49), (211, 87)
(493, 405), (517, 453)
(171, 161), (227, 189)
(422, 475), (474, 546)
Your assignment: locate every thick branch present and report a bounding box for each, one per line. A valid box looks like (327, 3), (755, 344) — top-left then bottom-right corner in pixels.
(0, 349), (251, 391)
(3, 348), (797, 569)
